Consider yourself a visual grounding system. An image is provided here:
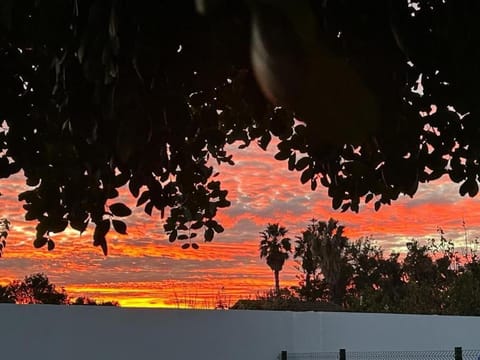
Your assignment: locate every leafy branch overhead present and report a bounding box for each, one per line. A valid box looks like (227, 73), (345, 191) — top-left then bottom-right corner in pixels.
(1, 1), (480, 253)
(0, 218), (10, 257)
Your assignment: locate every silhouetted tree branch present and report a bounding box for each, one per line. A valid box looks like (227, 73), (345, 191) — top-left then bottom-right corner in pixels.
(1, 1), (480, 252)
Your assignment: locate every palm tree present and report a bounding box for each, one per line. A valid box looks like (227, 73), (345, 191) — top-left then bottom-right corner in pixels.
(294, 229), (324, 301)
(309, 218), (350, 305)
(259, 223), (292, 295)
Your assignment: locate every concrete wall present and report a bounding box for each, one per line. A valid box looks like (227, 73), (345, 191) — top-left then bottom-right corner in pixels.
(0, 305), (293, 360)
(292, 312), (480, 353)
(1, 304), (479, 360)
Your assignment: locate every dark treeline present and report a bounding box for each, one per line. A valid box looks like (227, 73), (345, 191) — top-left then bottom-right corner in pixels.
(0, 273), (119, 306)
(259, 218), (480, 315)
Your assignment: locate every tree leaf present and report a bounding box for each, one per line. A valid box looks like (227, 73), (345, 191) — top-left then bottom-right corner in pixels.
(33, 236), (48, 249)
(100, 241), (108, 256)
(469, 180), (479, 197)
(145, 201), (154, 216)
(213, 223), (224, 233)
(351, 201), (359, 213)
(205, 228), (214, 242)
(70, 217), (89, 234)
(288, 153), (296, 171)
(136, 190), (150, 207)
(112, 220), (127, 235)
(96, 219), (110, 237)
(332, 196), (342, 210)
(217, 199), (231, 208)
(460, 178), (479, 197)
(274, 150), (290, 161)
(93, 220), (110, 255)
(47, 239), (55, 251)
(191, 243), (199, 249)
(169, 230), (177, 242)
(190, 221), (203, 230)
(26, 177), (40, 187)
(109, 203), (132, 217)
(300, 168), (313, 184)
(320, 176), (330, 187)
(296, 157), (310, 171)
(258, 131), (271, 150)
(181, 243), (190, 249)
(459, 180), (469, 196)
(128, 177), (140, 197)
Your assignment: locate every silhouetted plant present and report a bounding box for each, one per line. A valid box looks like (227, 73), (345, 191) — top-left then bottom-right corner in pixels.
(0, 218), (10, 257)
(259, 224), (292, 295)
(4, 273), (68, 304)
(3, 2), (480, 253)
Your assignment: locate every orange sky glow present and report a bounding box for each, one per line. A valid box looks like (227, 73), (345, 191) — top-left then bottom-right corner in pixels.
(1, 142), (479, 308)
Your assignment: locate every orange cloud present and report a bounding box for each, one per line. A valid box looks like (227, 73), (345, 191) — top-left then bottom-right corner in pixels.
(1, 144), (479, 307)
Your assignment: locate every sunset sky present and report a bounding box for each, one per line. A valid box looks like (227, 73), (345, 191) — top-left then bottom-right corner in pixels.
(0, 140), (479, 308)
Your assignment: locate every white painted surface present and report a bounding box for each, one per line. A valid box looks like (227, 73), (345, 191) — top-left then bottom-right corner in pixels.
(308, 312), (480, 352)
(0, 305), (292, 360)
(1, 304), (479, 360)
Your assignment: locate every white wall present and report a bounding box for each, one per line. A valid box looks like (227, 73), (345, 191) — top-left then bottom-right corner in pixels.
(292, 312), (480, 353)
(1, 305), (479, 360)
(0, 305), (292, 360)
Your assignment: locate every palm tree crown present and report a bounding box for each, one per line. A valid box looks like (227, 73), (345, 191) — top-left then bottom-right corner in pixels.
(309, 218), (349, 304)
(259, 223), (292, 294)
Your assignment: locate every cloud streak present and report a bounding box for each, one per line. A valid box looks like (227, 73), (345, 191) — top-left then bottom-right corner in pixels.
(0, 144), (479, 307)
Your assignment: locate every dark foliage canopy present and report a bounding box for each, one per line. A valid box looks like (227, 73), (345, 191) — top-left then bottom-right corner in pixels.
(0, 272), (119, 305)
(0, 273), (68, 304)
(1, 0), (479, 253)
(242, 219), (480, 315)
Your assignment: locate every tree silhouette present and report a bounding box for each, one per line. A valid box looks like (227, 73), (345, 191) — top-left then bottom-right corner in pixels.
(259, 223), (291, 295)
(0, 274), (120, 305)
(2, 1), (480, 252)
(293, 226), (326, 302)
(307, 219), (350, 305)
(4, 273), (68, 304)
(446, 261), (480, 316)
(71, 296), (119, 306)
(0, 284), (14, 303)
